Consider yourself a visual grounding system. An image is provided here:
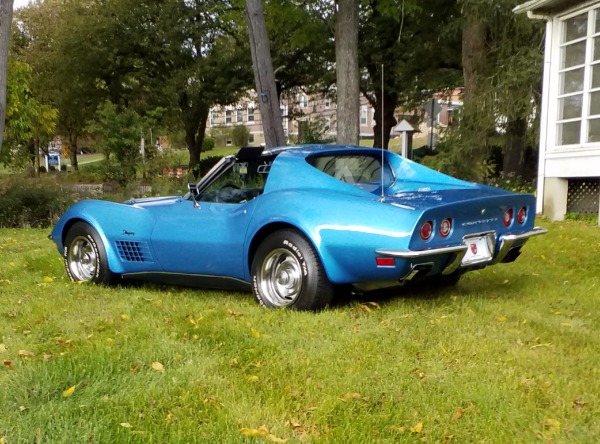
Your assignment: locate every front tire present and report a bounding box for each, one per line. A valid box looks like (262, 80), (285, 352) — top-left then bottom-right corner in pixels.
(251, 229), (334, 311)
(63, 221), (117, 285)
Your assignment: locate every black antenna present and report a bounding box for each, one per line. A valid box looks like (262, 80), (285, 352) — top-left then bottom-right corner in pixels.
(380, 64), (385, 203)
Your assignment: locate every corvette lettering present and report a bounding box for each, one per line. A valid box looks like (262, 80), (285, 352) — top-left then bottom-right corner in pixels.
(461, 217), (498, 227)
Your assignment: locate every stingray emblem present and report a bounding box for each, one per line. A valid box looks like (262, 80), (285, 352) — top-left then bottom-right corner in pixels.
(470, 243), (478, 255)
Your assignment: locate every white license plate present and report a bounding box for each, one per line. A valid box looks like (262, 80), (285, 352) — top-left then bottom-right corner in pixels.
(462, 235), (493, 266)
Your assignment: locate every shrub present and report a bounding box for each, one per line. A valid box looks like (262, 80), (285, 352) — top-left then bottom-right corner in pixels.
(202, 136), (215, 152)
(199, 156), (223, 176)
(0, 179), (76, 228)
(231, 126), (250, 147)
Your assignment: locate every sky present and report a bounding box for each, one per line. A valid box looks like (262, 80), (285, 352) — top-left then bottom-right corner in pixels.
(14, 0), (31, 10)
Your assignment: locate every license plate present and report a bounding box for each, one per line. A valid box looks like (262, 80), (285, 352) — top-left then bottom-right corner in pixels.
(462, 235), (493, 266)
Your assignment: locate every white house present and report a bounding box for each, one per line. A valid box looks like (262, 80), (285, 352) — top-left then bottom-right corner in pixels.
(515, 0), (600, 224)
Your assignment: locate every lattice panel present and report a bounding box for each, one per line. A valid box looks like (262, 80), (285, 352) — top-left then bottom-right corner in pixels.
(567, 178), (600, 215)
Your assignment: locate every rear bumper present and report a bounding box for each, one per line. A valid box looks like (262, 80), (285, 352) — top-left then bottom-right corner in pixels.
(375, 226), (547, 277)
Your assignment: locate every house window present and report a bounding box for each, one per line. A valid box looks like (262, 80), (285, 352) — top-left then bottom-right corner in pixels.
(225, 110), (232, 125)
(248, 106), (255, 122)
(324, 99), (331, 109)
(249, 134), (255, 143)
(557, 8), (600, 145)
(298, 95), (308, 108)
(360, 106), (368, 126)
(210, 109), (218, 126)
(237, 108), (243, 123)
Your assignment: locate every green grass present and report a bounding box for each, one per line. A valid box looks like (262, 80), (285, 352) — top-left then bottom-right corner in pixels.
(1, 220), (599, 443)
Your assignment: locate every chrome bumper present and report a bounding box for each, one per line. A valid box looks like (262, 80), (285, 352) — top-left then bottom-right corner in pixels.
(375, 226), (547, 278)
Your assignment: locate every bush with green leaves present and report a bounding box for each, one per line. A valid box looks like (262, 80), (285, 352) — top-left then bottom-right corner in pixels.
(231, 125), (250, 147)
(0, 179), (75, 228)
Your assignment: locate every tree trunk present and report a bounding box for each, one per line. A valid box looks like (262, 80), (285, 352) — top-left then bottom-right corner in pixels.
(503, 116), (527, 177)
(462, 7), (487, 104)
(0, 0), (14, 157)
(335, 0), (360, 145)
(186, 105), (209, 178)
(372, 88), (397, 149)
(245, 0), (285, 149)
(69, 132), (79, 171)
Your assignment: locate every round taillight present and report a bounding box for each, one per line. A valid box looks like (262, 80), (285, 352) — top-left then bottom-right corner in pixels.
(517, 207), (527, 224)
(439, 218), (452, 237)
(503, 208), (514, 228)
(420, 221), (433, 241)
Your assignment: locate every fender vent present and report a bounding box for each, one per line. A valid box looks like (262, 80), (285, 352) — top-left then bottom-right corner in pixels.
(115, 241), (153, 263)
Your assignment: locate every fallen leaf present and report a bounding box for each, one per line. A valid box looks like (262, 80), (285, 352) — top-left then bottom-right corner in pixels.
(3, 360), (12, 369)
(0, 344), (7, 353)
(19, 406), (27, 412)
(130, 364), (140, 374)
(227, 309), (244, 317)
(573, 399), (586, 409)
(120, 422), (132, 428)
(18, 350), (35, 358)
(43, 353), (53, 361)
(43, 276), (54, 283)
(251, 328), (261, 338)
(63, 385), (76, 397)
(286, 420), (305, 433)
(451, 407), (464, 422)
(151, 362), (165, 373)
(246, 375), (259, 382)
(120, 314), (130, 321)
(240, 425), (270, 437)
(543, 418), (561, 435)
(410, 422), (424, 433)
(341, 392), (361, 400)
(266, 433), (288, 443)
(359, 304), (372, 313)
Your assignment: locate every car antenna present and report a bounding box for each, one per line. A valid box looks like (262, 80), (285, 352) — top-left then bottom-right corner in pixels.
(380, 63), (385, 203)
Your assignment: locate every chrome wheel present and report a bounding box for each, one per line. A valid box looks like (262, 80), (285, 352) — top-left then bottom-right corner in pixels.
(257, 248), (303, 307)
(67, 235), (97, 281)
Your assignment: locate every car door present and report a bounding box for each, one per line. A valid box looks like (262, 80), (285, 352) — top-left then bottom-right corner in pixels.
(150, 157), (269, 281)
(150, 197), (256, 280)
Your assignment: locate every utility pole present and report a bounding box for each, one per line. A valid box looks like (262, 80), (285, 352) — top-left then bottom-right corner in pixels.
(245, 0), (285, 148)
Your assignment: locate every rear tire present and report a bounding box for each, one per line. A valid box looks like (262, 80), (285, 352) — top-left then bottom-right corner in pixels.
(251, 229), (334, 311)
(63, 221), (118, 285)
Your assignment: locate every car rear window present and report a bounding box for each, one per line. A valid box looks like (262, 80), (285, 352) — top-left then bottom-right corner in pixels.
(306, 154), (395, 191)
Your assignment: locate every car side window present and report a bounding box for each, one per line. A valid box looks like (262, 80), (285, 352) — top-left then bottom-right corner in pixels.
(198, 159), (272, 204)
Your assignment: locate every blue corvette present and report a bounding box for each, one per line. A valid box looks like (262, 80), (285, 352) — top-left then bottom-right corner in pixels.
(49, 145), (546, 310)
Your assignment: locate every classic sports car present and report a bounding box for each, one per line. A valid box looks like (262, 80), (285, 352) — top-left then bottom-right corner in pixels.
(49, 144), (546, 310)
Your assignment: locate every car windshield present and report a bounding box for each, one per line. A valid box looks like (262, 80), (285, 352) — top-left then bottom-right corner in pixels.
(306, 154), (395, 192)
(197, 158), (272, 204)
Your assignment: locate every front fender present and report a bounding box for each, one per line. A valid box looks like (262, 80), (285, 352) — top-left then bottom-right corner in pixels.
(50, 200), (159, 274)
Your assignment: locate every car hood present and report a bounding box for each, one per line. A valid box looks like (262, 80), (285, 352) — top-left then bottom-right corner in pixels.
(124, 196), (182, 208)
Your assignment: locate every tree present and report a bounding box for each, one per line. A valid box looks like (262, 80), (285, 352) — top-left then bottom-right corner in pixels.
(2, 60), (57, 173)
(86, 101), (142, 185)
(440, 0), (544, 180)
(358, 0), (462, 149)
(245, 0), (285, 148)
(0, 0), (14, 157)
(335, 0), (360, 145)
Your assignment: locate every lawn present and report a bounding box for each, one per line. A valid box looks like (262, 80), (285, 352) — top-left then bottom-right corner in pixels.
(0, 220), (598, 443)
